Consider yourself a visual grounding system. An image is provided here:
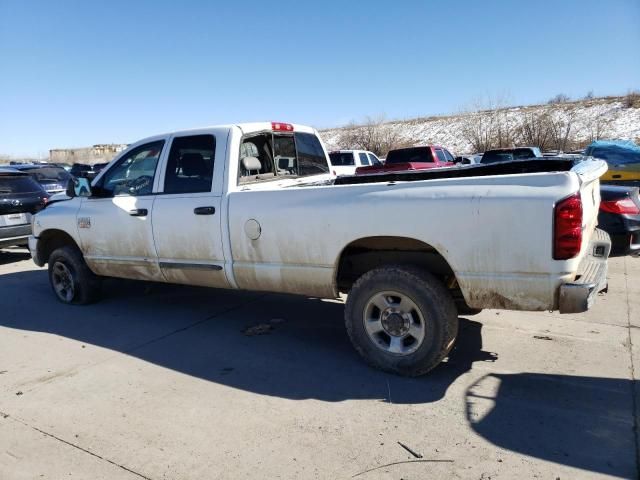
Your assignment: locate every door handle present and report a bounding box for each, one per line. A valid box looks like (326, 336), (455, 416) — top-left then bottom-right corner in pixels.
(128, 208), (148, 217)
(194, 206), (216, 215)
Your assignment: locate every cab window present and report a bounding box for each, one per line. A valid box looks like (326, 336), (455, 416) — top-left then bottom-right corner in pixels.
(97, 141), (164, 196)
(238, 131), (329, 184)
(164, 135), (215, 194)
(359, 152), (370, 166)
(368, 153), (382, 165)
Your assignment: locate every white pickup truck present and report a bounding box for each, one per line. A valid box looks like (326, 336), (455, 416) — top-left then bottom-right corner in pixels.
(29, 122), (610, 376)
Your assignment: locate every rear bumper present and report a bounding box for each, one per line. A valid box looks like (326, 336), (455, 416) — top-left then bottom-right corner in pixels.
(0, 224), (31, 249)
(558, 228), (610, 313)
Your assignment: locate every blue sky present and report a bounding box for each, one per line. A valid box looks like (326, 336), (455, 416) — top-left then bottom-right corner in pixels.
(1, 0), (639, 157)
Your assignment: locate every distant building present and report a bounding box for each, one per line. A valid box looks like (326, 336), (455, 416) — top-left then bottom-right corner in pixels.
(49, 144), (128, 165)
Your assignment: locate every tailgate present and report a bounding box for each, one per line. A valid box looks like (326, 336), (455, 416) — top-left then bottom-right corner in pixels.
(572, 160), (608, 245)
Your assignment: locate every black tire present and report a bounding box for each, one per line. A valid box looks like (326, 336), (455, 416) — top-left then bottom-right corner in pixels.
(345, 265), (458, 376)
(48, 246), (101, 305)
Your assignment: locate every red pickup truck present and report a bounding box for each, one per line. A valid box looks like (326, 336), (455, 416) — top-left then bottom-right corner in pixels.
(355, 145), (455, 175)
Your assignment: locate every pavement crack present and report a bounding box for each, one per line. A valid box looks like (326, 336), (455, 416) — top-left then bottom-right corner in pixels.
(122, 294), (267, 356)
(623, 257), (640, 480)
(4, 414), (152, 480)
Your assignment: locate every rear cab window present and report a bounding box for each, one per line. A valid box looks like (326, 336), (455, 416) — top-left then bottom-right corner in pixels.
(329, 152), (355, 166)
(239, 131), (329, 184)
(385, 147), (434, 164)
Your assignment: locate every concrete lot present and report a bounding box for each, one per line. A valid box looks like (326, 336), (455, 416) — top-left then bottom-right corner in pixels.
(0, 248), (638, 479)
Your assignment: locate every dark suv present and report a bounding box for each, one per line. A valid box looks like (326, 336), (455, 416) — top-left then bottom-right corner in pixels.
(9, 164), (73, 195)
(0, 168), (49, 248)
(480, 147), (542, 164)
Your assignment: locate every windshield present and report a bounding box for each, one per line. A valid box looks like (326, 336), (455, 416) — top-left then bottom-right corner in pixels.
(0, 175), (44, 194)
(23, 167), (72, 183)
(591, 146), (640, 166)
(329, 152), (355, 166)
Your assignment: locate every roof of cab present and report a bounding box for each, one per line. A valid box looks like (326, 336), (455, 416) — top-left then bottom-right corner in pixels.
(128, 122), (317, 150)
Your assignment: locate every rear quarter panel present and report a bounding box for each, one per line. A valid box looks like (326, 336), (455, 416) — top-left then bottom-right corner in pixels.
(228, 170), (584, 310)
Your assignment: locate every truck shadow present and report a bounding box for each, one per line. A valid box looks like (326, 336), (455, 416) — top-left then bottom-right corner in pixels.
(0, 248), (32, 265)
(0, 269), (635, 477)
(465, 372), (637, 478)
(1, 269), (496, 404)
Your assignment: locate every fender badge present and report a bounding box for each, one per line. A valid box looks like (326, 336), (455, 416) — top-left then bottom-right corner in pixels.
(78, 217), (91, 229)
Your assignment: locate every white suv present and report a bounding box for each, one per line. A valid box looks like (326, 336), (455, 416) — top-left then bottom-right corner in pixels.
(328, 150), (382, 176)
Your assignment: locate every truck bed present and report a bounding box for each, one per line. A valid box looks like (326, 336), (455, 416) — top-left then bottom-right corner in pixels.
(336, 158), (577, 185)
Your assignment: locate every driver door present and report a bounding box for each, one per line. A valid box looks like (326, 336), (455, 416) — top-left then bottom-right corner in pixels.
(76, 139), (166, 281)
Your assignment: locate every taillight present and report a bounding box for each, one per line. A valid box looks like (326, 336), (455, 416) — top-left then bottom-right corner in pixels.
(554, 193), (583, 260)
(271, 122), (294, 132)
(600, 198), (640, 215)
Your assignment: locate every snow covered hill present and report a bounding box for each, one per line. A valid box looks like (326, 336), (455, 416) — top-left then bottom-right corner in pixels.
(320, 96), (640, 154)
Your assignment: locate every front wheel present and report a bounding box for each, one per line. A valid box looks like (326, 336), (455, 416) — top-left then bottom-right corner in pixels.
(345, 266), (458, 376)
(48, 246), (101, 305)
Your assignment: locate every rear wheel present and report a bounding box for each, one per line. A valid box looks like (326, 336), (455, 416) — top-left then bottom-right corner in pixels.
(345, 265), (458, 376)
(48, 246), (101, 305)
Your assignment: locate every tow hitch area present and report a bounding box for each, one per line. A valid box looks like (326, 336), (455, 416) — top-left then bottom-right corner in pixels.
(559, 228), (610, 314)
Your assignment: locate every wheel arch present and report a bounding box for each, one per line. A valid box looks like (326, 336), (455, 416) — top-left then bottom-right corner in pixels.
(37, 229), (82, 265)
(333, 236), (457, 292)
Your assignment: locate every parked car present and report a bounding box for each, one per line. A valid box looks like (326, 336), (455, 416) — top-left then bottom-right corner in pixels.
(328, 150), (382, 176)
(455, 154), (483, 165)
(585, 140), (640, 185)
(29, 122), (609, 376)
(480, 147), (542, 164)
(9, 164), (73, 195)
(355, 145), (455, 175)
(51, 163), (72, 172)
(598, 184), (640, 256)
(93, 162), (110, 174)
(0, 168), (49, 249)
(69, 163), (104, 179)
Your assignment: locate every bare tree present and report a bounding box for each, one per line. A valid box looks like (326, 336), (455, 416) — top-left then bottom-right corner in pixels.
(337, 116), (404, 156)
(515, 111), (554, 151)
(623, 90), (640, 108)
(584, 112), (612, 143)
(459, 95), (516, 152)
(549, 108), (577, 152)
(548, 93), (571, 104)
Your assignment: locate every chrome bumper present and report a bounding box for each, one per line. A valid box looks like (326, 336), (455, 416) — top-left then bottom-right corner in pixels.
(558, 228), (610, 314)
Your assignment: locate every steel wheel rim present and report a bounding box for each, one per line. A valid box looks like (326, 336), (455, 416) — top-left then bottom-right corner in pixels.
(362, 290), (426, 355)
(52, 261), (75, 302)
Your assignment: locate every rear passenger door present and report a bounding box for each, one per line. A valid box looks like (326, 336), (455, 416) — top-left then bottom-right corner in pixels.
(151, 129), (230, 288)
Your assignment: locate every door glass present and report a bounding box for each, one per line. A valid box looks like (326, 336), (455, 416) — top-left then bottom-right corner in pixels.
(435, 149), (447, 162)
(359, 152), (370, 166)
(368, 153), (381, 165)
(443, 150), (455, 162)
(164, 135), (216, 194)
(99, 141), (164, 196)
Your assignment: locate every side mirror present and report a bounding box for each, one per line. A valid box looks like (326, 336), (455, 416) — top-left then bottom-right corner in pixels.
(66, 177), (92, 198)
